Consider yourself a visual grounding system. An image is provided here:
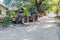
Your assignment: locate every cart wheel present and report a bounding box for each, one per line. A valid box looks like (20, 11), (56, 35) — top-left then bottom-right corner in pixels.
(35, 16), (38, 21)
(26, 17), (29, 23)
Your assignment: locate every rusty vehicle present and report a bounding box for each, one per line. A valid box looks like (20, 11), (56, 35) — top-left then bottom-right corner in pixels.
(12, 7), (38, 24)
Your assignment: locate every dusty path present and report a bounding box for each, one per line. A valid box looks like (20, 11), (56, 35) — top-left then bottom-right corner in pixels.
(0, 12), (59, 40)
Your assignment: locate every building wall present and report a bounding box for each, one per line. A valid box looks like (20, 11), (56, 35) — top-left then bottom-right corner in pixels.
(0, 5), (7, 17)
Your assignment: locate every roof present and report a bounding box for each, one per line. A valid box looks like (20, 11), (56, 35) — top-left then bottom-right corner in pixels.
(0, 4), (8, 10)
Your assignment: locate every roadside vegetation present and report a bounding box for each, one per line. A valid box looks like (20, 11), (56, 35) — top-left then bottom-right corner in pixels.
(0, 0), (60, 27)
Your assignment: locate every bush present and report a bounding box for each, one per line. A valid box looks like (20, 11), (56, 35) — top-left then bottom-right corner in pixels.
(1, 15), (12, 27)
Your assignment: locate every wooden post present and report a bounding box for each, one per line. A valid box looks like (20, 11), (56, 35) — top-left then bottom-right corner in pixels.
(32, 14), (35, 22)
(27, 17), (29, 23)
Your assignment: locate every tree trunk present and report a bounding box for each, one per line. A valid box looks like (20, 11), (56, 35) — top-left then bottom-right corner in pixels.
(35, 0), (44, 17)
(35, 0), (44, 12)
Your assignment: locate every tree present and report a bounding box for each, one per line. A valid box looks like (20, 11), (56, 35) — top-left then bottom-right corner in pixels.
(4, 0), (60, 13)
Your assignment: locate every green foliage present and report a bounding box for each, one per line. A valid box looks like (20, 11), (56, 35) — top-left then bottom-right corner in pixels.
(7, 10), (17, 18)
(1, 15), (12, 27)
(21, 5), (38, 17)
(24, 11), (30, 17)
(4, 0), (60, 14)
(20, 5), (30, 17)
(28, 5), (38, 13)
(28, 0), (60, 13)
(41, 0), (59, 13)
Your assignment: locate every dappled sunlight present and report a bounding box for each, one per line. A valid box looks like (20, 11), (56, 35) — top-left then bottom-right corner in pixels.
(47, 12), (56, 17)
(41, 25), (53, 28)
(46, 17), (55, 20)
(45, 20), (55, 23)
(54, 19), (60, 23)
(26, 26), (38, 32)
(38, 16), (46, 21)
(22, 38), (30, 40)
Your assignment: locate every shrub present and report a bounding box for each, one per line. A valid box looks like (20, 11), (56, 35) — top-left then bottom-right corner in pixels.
(1, 15), (12, 27)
